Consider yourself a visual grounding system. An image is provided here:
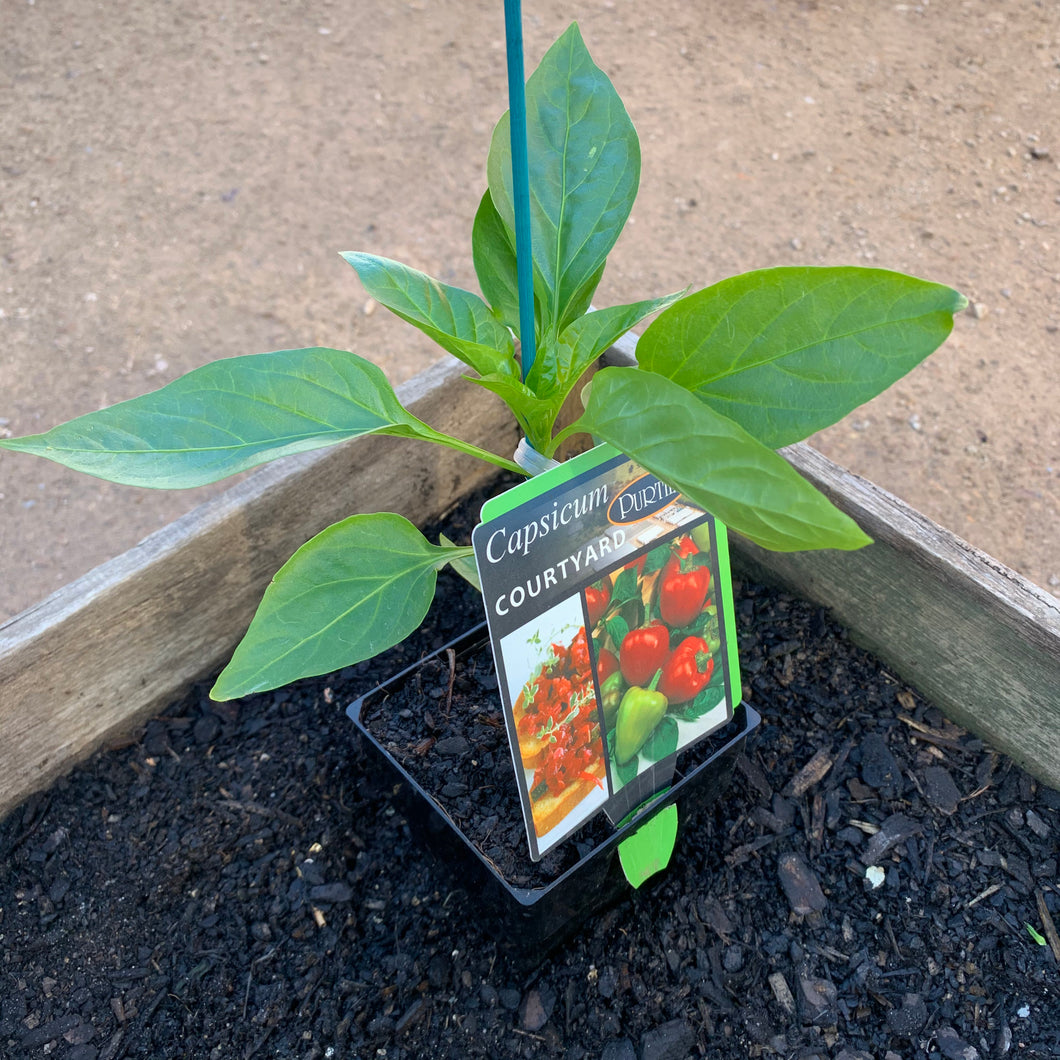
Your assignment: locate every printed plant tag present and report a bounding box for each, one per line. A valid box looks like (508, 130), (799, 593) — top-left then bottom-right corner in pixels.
(473, 444), (741, 861)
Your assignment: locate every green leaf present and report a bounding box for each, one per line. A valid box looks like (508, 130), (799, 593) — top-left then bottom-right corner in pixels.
(472, 373), (555, 445)
(1025, 923), (1048, 946)
(604, 613), (630, 650)
(473, 344), (568, 453)
(575, 367), (873, 552)
(0, 347), (487, 488)
(610, 566), (641, 606)
(342, 252), (517, 379)
(670, 678), (725, 722)
(640, 714), (679, 762)
(479, 294), (684, 452)
(557, 262), (607, 336)
(487, 23), (640, 339)
(211, 514), (471, 699)
(643, 546), (669, 576)
(638, 266), (967, 449)
(440, 532), (482, 592)
(471, 191), (523, 334)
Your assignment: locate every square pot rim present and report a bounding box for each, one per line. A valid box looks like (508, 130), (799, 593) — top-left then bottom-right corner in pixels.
(347, 621), (760, 908)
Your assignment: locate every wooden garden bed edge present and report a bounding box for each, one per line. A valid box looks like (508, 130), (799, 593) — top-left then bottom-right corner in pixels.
(0, 358), (520, 818)
(2, 348), (1057, 819)
(604, 336), (1060, 786)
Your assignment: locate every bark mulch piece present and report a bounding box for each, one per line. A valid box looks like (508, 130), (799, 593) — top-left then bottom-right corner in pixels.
(2, 483), (1058, 1059)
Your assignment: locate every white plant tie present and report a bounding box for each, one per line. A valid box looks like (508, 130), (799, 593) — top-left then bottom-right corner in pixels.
(513, 436), (561, 477)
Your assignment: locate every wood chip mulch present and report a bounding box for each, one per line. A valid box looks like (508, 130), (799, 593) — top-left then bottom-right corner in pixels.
(2, 487), (1057, 1059)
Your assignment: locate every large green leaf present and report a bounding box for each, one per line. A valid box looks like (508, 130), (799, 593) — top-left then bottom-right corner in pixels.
(475, 181), (606, 342)
(0, 347), (510, 487)
(487, 22), (639, 340)
(637, 266), (967, 449)
(212, 514), (472, 700)
(471, 190), (523, 335)
(558, 261), (607, 336)
(575, 367), (872, 552)
(342, 252), (517, 379)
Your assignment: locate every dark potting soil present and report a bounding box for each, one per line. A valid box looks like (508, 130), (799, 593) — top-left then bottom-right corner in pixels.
(358, 637), (748, 892)
(358, 637), (619, 889)
(2, 478), (1059, 1060)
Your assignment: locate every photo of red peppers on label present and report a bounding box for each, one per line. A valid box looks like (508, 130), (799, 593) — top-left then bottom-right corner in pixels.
(475, 446), (740, 859)
(585, 522), (728, 792)
(508, 610), (608, 841)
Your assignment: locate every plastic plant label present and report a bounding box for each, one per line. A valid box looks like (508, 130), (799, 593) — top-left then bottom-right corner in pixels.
(618, 803), (679, 888)
(473, 444), (741, 861)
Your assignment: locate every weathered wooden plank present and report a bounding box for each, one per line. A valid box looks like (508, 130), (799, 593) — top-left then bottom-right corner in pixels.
(4, 341), (1059, 820)
(730, 444), (1060, 786)
(0, 358), (520, 818)
(602, 334), (1060, 788)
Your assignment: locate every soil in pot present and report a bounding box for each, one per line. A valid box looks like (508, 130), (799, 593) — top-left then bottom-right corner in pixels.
(358, 635), (593, 888)
(355, 633), (752, 893)
(352, 626), (757, 954)
(1, 475), (1058, 1059)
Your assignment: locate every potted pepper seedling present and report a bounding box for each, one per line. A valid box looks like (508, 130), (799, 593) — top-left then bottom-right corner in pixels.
(0, 24), (966, 936)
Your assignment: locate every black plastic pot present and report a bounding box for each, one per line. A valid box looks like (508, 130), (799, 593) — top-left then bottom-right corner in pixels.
(347, 623), (760, 955)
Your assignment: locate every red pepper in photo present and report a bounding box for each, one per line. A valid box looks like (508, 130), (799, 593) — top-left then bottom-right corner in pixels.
(657, 635), (715, 704)
(672, 534), (699, 559)
(584, 580), (612, 627)
(595, 647), (619, 685)
(619, 621), (671, 687)
(658, 549), (711, 627)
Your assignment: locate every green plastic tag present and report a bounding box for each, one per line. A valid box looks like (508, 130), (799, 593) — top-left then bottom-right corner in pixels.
(473, 445), (739, 863)
(618, 804), (678, 888)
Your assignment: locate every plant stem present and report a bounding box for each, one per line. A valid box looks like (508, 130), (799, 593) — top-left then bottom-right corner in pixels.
(544, 419), (589, 458)
(411, 423), (525, 476)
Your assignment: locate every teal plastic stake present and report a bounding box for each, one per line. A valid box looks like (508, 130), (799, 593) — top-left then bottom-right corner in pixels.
(502, 0), (537, 382)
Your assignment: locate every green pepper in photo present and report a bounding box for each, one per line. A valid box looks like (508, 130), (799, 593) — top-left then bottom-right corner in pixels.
(614, 682), (669, 765)
(600, 671), (626, 729)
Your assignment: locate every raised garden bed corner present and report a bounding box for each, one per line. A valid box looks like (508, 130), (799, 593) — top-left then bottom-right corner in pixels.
(2, 347), (1058, 820)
